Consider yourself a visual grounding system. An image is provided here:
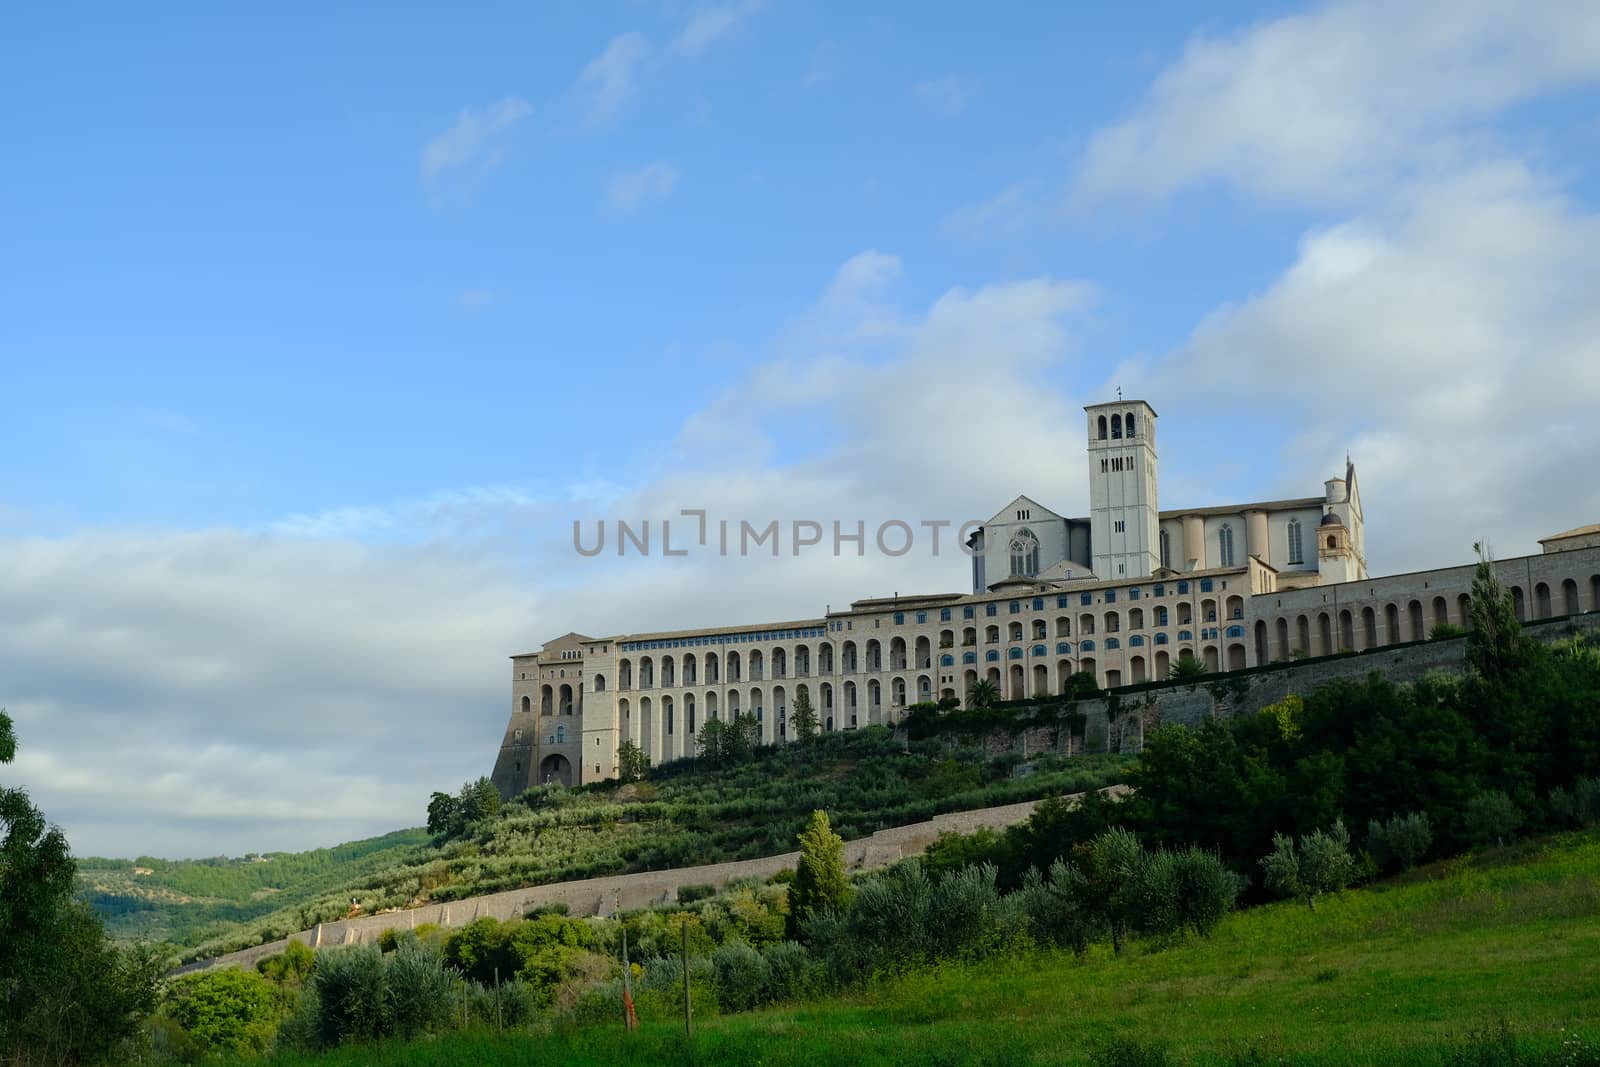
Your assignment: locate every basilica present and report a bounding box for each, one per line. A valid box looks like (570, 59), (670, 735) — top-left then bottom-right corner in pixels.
(491, 401), (1599, 795)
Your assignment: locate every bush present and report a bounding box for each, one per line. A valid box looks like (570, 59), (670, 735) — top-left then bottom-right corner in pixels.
(1465, 791), (1523, 849)
(1548, 777), (1600, 829)
(163, 967), (279, 1057)
(677, 883), (716, 905)
(383, 939), (458, 1038)
(1261, 821), (1356, 911)
(711, 939), (772, 1012)
(761, 940), (823, 1002)
(309, 945), (389, 1046)
(1366, 811), (1433, 871)
(1013, 860), (1094, 954)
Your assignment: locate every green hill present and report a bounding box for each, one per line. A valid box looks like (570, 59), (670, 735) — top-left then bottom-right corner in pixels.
(81, 729), (1130, 961)
(260, 827), (1600, 1067)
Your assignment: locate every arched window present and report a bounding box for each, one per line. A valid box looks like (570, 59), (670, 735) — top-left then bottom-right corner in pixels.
(1111, 413), (1123, 439)
(1159, 529), (1171, 570)
(1097, 414), (1107, 440)
(1218, 524), (1235, 568)
(962, 651), (976, 664)
(1327, 535), (1336, 549)
(593, 674), (606, 692)
(985, 649), (1000, 662)
(1009, 528), (1040, 577)
(1287, 518), (1304, 565)
(521, 695), (531, 713)
(1125, 411), (1136, 436)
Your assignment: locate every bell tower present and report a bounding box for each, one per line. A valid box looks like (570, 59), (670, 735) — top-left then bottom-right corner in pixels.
(1085, 399), (1160, 580)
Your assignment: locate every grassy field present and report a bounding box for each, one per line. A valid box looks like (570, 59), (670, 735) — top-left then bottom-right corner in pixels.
(262, 829), (1600, 1066)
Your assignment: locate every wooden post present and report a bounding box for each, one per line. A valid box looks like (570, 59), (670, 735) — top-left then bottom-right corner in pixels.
(494, 966), (503, 1031)
(681, 919), (693, 1038)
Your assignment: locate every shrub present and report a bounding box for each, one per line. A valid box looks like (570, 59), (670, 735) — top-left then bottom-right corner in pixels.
(1465, 791), (1523, 849)
(163, 967), (280, 1057)
(383, 939), (458, 1039)
(761, 940), (822, 1002)
(677, 883), (716, 905)
(309, 945), (389, 1046)
(1548, 777), (1600, 829)
(1367, 811), (1433, 871)
(712, 939), (771, 1012)
(1261, 821), (1356, 911)
(789, 810), (852, 939)
(1013, 859), (1093, 954)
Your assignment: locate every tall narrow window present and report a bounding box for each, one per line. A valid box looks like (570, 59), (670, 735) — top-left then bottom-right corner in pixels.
(1287, 518), (1303, 564)
(1111, 414), (1122, 439)
(1219, 523), (1235, 568)
(1159, 529), (1170, 569)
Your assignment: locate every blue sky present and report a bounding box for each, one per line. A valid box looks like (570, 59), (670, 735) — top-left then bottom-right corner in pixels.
(4, 1), (1600, 857)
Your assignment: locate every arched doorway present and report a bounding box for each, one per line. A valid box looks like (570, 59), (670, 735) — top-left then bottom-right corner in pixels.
(539, 753), (573, 787)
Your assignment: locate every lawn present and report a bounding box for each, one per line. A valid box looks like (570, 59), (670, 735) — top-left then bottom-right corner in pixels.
(262, 829), (1600, 1066)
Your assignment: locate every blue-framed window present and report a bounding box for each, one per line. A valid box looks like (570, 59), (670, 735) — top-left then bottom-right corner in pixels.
(1105, 590), (1117, 603)
(1057, 595), (1069, 608)
(1154, 633), (1169, 645)
(1080, 640), (1096, 652)
(1130, 635), (1145, 646)
(940, 654), (954, 667)
(894, 612), (905, 625)
(1032, 597), (1044, 611)
(1154, 584), (1165, 597)
(1106, 638), (1120, 649)
(1177, 581), (1190, 594)
(1009, 601), (1021, 614)
(985, 650), (1000, 662)
(963, 606), (975, 619)
(1080, 592), (1093, 606)
(1226, 625), (1246, 638)
(986, 603), (998, 617)
(1032, 644), (1047, 657)
(1008, 647), (1024, 659)
(1129, 588), (1141, 600)
(916, 611), (927, 624)
(1179, 630), (1193, 642)
(1056, 642), (1071, 655)
(962, 651), (977, 664)
(940, 608), (952, 622)
(1200, 579), (1214, 593)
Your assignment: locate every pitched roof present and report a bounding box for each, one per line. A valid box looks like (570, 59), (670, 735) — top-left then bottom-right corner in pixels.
(1540, 523), (1600, 543)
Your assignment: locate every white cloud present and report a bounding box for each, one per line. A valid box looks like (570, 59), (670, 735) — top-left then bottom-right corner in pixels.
(607, 161), (682, 213)
(2, 253), (1101, 858)
(672, 1), (764, 56)
(912, 74), (977, 117)
(577, 32), (651, 124)
(420, 97), (533, 185)
(1075, 0), (1600, 572)
(1073, 0), (1600, 208)
(944, 184), (1033, 238)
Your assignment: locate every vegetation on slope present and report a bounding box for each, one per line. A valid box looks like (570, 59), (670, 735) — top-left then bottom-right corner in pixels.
(251, 826), (1600, 1066)
(91, 728), (1129, 962)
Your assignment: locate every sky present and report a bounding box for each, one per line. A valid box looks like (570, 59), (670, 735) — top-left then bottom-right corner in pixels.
(3, 1), (1600, 859)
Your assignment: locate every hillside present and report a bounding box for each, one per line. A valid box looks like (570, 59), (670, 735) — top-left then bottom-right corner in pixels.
(81, 728), (1130, 961)
(261, 827), (1600, 1066)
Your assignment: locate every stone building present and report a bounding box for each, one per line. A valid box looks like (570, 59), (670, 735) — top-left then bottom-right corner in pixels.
(491, 401), (1600, 797)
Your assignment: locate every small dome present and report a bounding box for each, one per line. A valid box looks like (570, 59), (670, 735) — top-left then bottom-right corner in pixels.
(1320, 512), (1344, 527)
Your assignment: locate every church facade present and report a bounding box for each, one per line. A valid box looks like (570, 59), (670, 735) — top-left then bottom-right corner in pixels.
(490, 401), (1600, 798)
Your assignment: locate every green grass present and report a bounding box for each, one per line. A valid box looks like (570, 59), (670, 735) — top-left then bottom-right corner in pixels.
(262, 829), (1600, 1066)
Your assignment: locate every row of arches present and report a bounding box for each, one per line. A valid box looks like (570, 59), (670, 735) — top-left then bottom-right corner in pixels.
(1253, 575), (1600, 662)
(520, 682), (581, 717)
(614, 600), (1252, 693)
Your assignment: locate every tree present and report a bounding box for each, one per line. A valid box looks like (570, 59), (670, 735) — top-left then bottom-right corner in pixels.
(1261, 820), (1357, 911)
(967, 678), (998, 709)
(2, 710), (163, 1063)
(1466, 544), (1533, 683)
(790, 687), (820, 743)
(164, 967), (280, 1057)
(1170, 653), (1208, 683)
(1464, 790), (1522, 849)
(616, 738), (649, 782)
(1366, 812), (1433, 871)
(789, 810), (852, 938)
(425, 791), (457, 838)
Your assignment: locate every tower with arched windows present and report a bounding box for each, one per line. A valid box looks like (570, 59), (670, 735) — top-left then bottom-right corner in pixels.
(1086, 400), (1161, 580)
